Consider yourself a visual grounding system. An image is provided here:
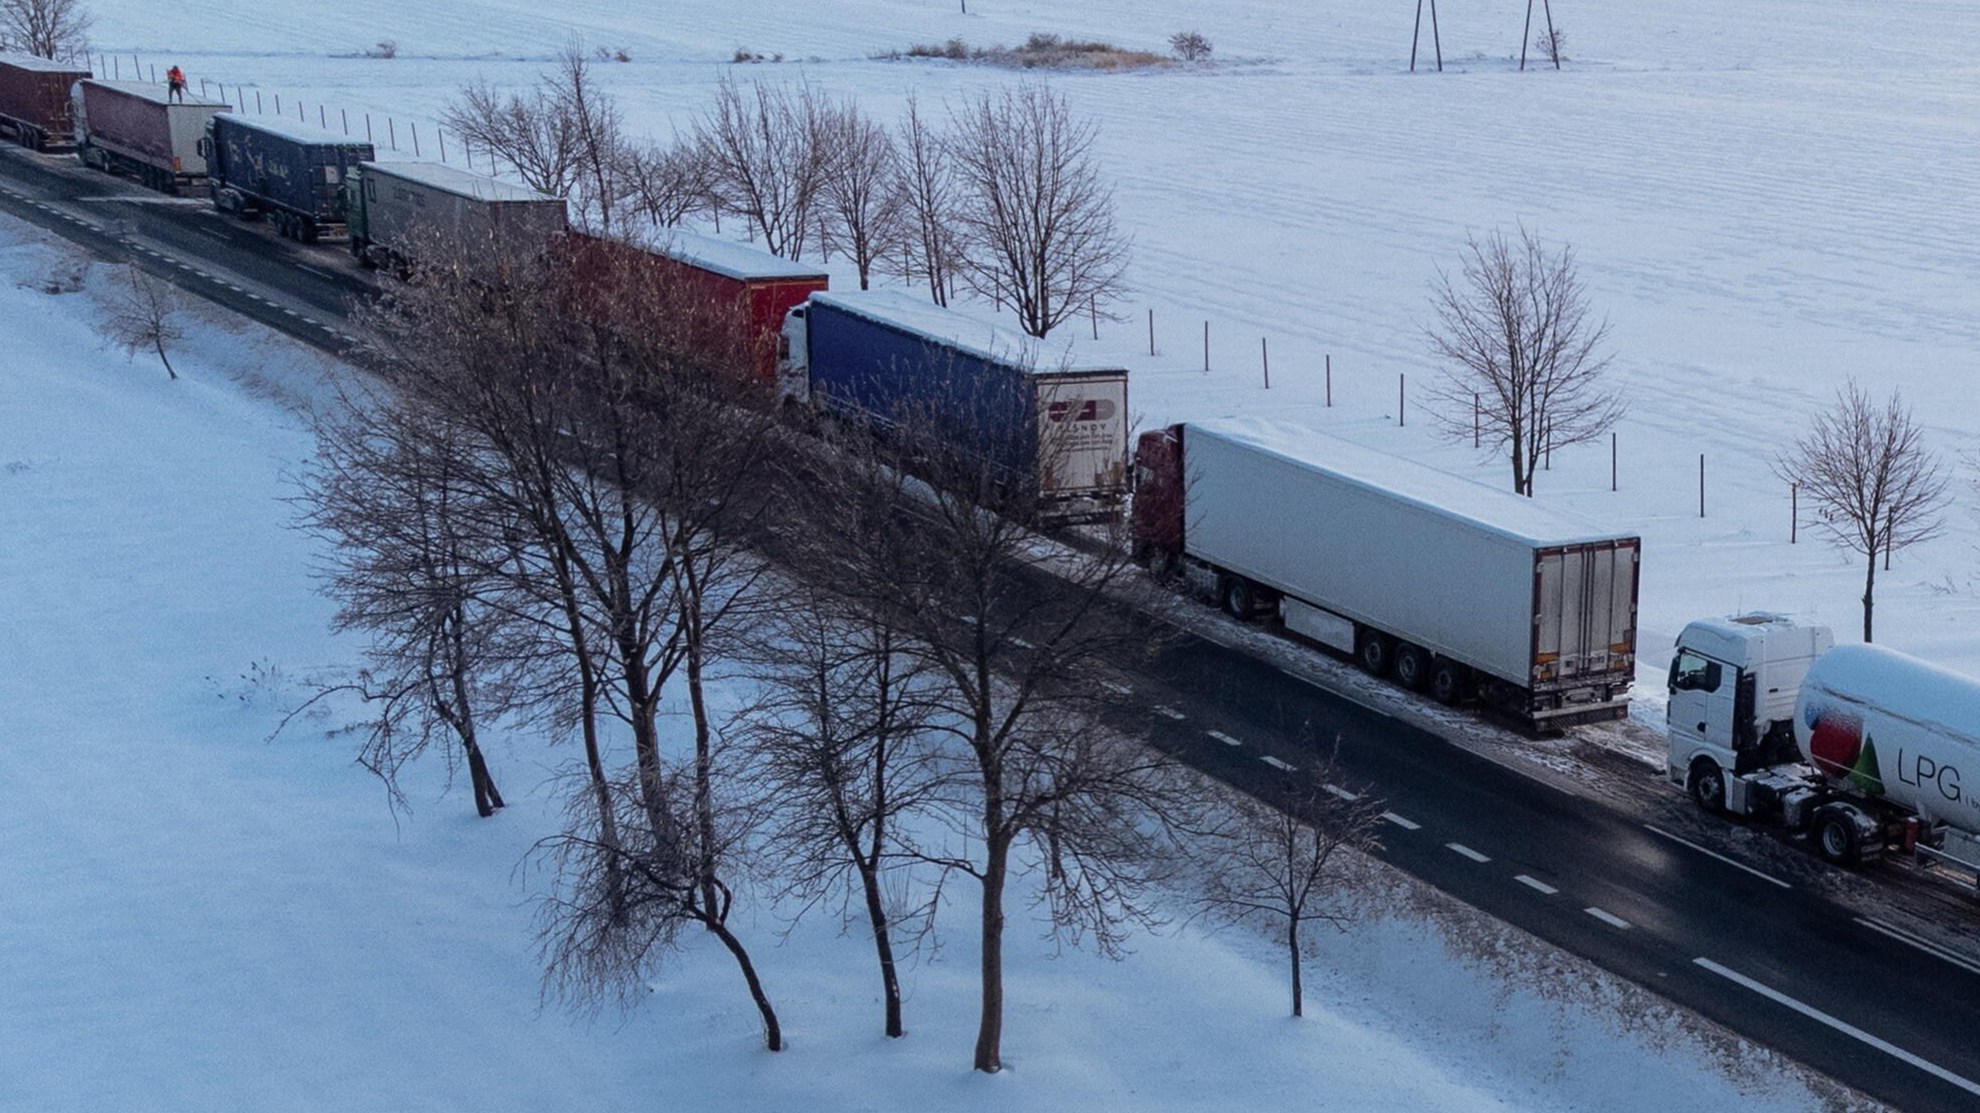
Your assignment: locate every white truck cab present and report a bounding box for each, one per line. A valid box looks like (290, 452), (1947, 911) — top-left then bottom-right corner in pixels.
(1667, 614), (1833, 811)
(776, 304), (811, 406)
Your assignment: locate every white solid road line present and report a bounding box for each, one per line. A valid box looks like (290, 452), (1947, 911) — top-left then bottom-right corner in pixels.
(1694, 957), (1980, 1098)
(1584, 907), (1631, 929)
(1380, 812), (1421, 830)
(1642, 823), (1792, 889)
(1515, 874), (1559, 895)
(1207, 730), (1243, 747)
(1446, 843), (1490, 863)
(1854, 917), (1980, 978)
(1260, 755), (1296, 772)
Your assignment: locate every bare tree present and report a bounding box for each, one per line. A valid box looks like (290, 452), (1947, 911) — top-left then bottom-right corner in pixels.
(696, 77), (830, 259)
(815, 96), (904, 290)
(740, 583), (944, 1038)
(355, 236), (788, 1048)
(1425, 227), (1622, 496)
(442, 49), (629, 232)
(1773, 382), (1949, 642)
(946, 85), (1130, 337)
(782, 394), (1193, 1073)
(295, 386), (518, 817)
(892, 95), (959, 306)
(1196, 759), (1384, 1017)
(443, 79), (581, 199)
(619, 137), (711, 231)
(0, 0), (91, 60)
(100, 262), (184, 380)
(549, 43), (629, 233)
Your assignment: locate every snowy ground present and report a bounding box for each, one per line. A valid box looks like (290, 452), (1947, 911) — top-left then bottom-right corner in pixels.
(9, 0), (1976, 1107)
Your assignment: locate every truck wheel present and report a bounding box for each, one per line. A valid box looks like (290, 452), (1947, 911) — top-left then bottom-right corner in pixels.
(1688, 759), (1727, 815)
(1430, 659), (1469, 706)
(1355, 629), (1394, 677)
(1393, 643), (1431, 691)
(1221, 577), (1257, 620)
(1816, 810), (1862, 866)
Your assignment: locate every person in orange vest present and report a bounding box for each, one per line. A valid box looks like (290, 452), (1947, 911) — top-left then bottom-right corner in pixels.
(166, 65), (186, 103)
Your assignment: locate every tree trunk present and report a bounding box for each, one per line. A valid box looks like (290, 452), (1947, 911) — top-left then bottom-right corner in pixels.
(154, 336), (177, 380)
(1288, 919), (1304, 1018)
(859, 858), (905, 1038)
(706, 914), (784, 1051)
(1862, 553), (1877, 643)
(446, 608), (503, 816)
(973, 829), (1010, 1072)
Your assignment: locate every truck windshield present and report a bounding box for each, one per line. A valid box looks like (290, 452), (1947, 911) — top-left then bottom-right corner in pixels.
(1670, 649), (1722, 693)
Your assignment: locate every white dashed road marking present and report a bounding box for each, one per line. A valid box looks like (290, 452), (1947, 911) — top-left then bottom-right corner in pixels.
(1380, 812), (1420, 830)
(1322, 783), (1359, 802)
(1446, 843), (1490, 863)
(1515, 875), (1558, 895)
(1207, 730), (1243, 747)
(1153, 705), (1186, 720)
(1585, 907), (1631, 929)
(1260, 755), (1295, 772)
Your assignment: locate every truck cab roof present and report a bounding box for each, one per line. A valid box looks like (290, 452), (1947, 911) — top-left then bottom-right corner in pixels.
(1677, 613), (1832, 669)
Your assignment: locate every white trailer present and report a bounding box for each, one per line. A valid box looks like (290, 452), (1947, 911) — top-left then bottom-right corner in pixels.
(1132, 419), (1640, 728)
(1669, 614), (1980, 886)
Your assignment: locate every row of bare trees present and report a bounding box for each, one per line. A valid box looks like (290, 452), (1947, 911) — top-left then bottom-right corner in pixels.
(1423, 224), (1948, 643)
(295, 244), (1376, 1072)
(443, 50), (1129, 337)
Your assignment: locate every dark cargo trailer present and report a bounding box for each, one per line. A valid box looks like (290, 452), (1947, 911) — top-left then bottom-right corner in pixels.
(779, 290), (1130, 523)
(0, 52), (90, 151)
(204, 114), (375, 242)
(346, 160), (568, 276)
(73, 79), (227, 193)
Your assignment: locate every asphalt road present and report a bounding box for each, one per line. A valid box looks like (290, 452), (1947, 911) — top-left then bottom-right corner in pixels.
(1120, 625), (1980, 1112)
(5, 146), (1977, 1111)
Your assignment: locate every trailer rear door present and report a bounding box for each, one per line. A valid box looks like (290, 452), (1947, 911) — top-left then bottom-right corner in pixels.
(1535, 540), (1638, 682)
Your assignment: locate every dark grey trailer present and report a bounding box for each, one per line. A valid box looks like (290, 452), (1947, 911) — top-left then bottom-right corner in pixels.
(346, 160), (568, 276)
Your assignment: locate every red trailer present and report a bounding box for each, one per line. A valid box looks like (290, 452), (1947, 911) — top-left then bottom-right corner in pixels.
(645, 231), (829, 383)
(560, 231), (828, 384)
(0, 52), (90, 151)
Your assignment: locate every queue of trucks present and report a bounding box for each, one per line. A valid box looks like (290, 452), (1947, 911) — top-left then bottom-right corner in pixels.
(6, 55), (1976, 898)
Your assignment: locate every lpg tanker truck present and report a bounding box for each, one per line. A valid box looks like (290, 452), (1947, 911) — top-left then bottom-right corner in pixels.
(1667, 613), (1980, 888)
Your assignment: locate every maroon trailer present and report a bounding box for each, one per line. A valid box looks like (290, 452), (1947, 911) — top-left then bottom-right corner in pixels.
(73, 79), (227, 193)
(0, 52), (90, 151)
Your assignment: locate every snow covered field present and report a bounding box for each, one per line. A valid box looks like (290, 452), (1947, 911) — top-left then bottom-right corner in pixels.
(9, 0), (1975, 1107)
(76, 0), (1980, 675)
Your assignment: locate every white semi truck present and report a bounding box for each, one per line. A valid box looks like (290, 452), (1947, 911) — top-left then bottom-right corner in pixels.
(1668, 613), (1980, 888)
(1131, 419), (1641, 730)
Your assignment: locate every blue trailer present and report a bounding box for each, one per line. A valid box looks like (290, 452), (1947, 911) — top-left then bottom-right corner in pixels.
(778, 290), (1129, 523)
(202, 114), (374, 241)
